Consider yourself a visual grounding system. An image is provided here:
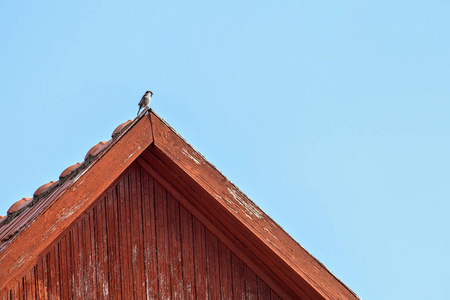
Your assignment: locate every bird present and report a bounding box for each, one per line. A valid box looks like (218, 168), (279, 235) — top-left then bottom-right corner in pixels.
(137, 91), (153, 115)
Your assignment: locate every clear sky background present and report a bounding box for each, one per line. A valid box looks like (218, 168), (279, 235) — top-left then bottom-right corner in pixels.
(1, 1), (449, 299)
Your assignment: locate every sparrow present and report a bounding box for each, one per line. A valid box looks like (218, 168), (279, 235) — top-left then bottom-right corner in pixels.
(137, 91), (153, 115)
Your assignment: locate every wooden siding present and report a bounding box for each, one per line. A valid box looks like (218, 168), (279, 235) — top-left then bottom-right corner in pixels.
(1, 164), (282, 299)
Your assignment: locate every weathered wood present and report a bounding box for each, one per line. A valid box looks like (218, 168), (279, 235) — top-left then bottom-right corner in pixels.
(137, 152), (292, 299)
(218, 241), (233, 300)
(105, 188), (121, 299)
(193, 217), (208, 299)
(0, 114), (153, 293)
(141, 170), (158, 299)
(206, 230), (221, 300)
(154, 181), (171, 299)
(150, 111), (358, 300)
(129, 165), (146, 299)
(179, 205), (196, 300)
(167, 194), (184, 300)
(117, 174), (134, 298)
(232, 253), (246, 300)
(92, 198), (107, 299)
(245, 263), (259, 300)
(258, 277), (272, 300)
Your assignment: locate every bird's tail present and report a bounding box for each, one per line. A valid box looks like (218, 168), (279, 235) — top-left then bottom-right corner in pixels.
(137, 107), (141, 116)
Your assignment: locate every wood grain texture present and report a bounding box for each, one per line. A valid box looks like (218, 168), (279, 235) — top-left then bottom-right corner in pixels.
(0, 163), (283, 299)
(0, 114), (153, 294)
(150, 111), (358, 300)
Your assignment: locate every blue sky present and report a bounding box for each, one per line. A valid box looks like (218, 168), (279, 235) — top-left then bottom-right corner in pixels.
(1, 1), (449, 299)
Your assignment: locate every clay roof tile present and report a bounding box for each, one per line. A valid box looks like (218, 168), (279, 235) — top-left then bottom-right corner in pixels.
(59, 162), (82, 179)
(85, 140), (112, 161)
(33, 181), (57, 197)
(7, 198), (32, 214)
(112, 120), (132, 138)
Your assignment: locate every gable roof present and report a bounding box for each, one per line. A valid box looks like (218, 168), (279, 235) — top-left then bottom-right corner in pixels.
(0, 109), (359, 299)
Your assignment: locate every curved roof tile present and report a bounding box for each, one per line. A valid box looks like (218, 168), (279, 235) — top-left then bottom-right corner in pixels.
(59, 162), (82, 179)
(85, 140), (112, 160)
(33, 181), (57, 197)
(7, 198), (32, 214)
(112, 120), (132, 138)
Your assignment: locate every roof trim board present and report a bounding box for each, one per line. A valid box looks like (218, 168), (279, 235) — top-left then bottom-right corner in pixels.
(0, 112), (153, 292)
(149, 112), (359, 300)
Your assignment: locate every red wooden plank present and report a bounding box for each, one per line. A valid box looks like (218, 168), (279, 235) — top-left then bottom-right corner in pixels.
(94, 197), (109, 299)
(66, 231), (74, 299)
(117, 172), (134, 298)
(192, 217), (208, 299)
(206, 230), (221, 300)
(82, 210), (96, 298)
(35, 259), (44, 299)
(167, 194), (184, 300)
(72, 222), (83, 300)
(0, 115), (153, 293)
(13, 280), (20, 300)
(218, 240), (233, 300)
(179, 205), (195, 300)
(271, 290), (282, 300)
(24, 269), (32, 299)
(58, 236), (70, 300)
(232, 253), (246, 300)
(138, 152), (291, 300)
(245, 264), (258, 300)
(105, 188), (121, 299)
(47, 247), (57, 300)
(129, 165), (146, 299)
(257, 277), (272, 300)
(141, 170), (158, 299)
(154, 180), (171, 299)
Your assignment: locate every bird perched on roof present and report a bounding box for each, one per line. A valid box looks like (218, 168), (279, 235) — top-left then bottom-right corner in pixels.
(137, 91), (153, 115)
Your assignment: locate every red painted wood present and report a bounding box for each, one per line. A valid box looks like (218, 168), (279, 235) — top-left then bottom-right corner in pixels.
(117, 175), (134, 298)
(72, 222), (83, 300)
(193, 217), (208, 299)
(232, 252), (246, 300)
(105, 188), (121, 298)
(258, 277), (272, 300)
(245, 263), (259, 300)
(129, 165), (146, 299)
(58, 236), (69, 300)
(180, 205), (196, 300)
(155, 180), (171, 299)
(218, 241), (233, 300)
(94, 197), (109, 299)
(141, 169), (158, 299)
(206, 230), (221, 300)
(150, 111), (357, 300)
(138, 152), (293, 299)
(167, 194), (184, 300)
(0, 115), (153, 294)
(1, 163), (288, 299)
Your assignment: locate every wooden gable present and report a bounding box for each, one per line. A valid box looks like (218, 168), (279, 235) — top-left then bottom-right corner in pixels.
(0, 110), (359, 299)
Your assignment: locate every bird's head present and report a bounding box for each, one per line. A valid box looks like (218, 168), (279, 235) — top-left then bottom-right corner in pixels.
(146, 91), (153, 96)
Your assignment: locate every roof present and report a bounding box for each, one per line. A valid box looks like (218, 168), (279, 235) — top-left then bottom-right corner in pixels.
(0, 109), (359, 299)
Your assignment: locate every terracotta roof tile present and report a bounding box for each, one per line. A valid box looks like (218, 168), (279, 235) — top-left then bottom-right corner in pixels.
(0, 216), (5, 223)
(59, 162), (82, 179)
(7, 198), (32, 214)
(84, 140), (113, 160)
(112, 120), (132, 138)
(33, 181), (58, 197)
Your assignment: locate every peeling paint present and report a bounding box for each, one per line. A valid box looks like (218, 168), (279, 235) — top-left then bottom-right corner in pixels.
(227, 187), (264, 219)
(181, 147), (201, 165)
